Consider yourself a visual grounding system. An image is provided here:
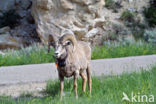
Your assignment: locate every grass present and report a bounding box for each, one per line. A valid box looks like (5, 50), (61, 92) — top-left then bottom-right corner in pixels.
(92, 42), (156, 60)
(0, 42), (156, 66)
(0, 66), (156, 104)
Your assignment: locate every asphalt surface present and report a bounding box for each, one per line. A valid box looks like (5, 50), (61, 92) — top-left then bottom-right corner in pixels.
(0, 55), (156, 85)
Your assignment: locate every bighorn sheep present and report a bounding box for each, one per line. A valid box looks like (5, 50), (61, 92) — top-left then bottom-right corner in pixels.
(48, 31), (92, 99)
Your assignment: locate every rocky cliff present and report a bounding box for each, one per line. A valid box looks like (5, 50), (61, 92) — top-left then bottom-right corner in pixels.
(31, 0), (105, 44)
(0, 0), (149, 49)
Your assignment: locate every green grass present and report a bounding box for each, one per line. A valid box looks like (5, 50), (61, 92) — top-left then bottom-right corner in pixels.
(92, 42), (156, 60)
(0, 42), (156, 66)
(0, 66), (156, 104)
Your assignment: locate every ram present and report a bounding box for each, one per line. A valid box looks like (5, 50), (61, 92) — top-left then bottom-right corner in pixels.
(48, 31), (92, 100)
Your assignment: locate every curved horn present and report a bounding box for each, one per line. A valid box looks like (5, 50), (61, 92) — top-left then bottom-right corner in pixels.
(60, 33), (77, 52)
(48, 34), (56, 53)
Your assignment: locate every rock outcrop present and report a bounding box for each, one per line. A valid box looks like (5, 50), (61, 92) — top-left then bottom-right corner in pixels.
(0, 0), (150, 48)
(0, 27), (24, 49)
(0, 35), (23, 49)
(31, 0), (105, 43)
(0, 0), (38, 49)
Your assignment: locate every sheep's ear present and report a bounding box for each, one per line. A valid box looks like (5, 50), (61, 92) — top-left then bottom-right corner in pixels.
(48, 34), (55, 53)
(49, 34), (55, 42)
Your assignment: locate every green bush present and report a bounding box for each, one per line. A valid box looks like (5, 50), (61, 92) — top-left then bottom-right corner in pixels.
(105, 0), (115, 9)
(131, 26), (145, 39)
(120, 10), (135, 22)
(144, 28), (156, 43)
(120, 10), (147, 39)
(105, 0), (122, 12)
(101, 32), (118, 42)
(0, 9), (21, 28)
(143, 0), (156, 27)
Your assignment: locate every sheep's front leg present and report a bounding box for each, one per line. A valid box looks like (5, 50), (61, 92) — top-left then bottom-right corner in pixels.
(59, 75), (64, 100)
(80, 73), (87, 92)
(74, 71), (79, 99)
(74, 76), (78, 98)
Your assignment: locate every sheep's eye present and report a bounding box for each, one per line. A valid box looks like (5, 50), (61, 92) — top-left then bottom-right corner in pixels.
(65, 41), (71, 46)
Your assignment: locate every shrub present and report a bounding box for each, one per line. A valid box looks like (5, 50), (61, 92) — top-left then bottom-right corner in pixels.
(120, 10), (147, 39)
(120, 10), (135, 22)
(131, 26), (145, 39)
(112, 23), (130, 35)
(143, 0), (156, 27)
(105, 0), (115, 9)
(0, 9), (21, 28)
(103, 32), (118, 41)
(144, 28), (156, 43)
(105, 0), (122, 12)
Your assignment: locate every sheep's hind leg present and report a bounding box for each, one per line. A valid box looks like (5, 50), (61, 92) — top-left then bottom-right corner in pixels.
(80, 72), (87, 92)
(87, 65), (92, 95)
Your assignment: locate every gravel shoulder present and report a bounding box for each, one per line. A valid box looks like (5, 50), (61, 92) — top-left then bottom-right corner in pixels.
(0, 82), (46, 97)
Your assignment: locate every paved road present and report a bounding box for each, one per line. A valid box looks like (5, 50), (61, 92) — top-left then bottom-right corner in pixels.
(0, 55), (156, 85)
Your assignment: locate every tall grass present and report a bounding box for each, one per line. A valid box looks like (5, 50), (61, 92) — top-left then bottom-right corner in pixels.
(0, 42), (156, 66)
(0, 44), (55, 66)
(92, 42), (156, 59)
(0, 66), (156, 104)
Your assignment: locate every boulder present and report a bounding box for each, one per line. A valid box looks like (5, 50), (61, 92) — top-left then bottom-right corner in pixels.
(0, 0), (31, 11)
(19, 0), (31, 10)
(31, 0), (105, 43)
(0, 26), (10, 34)
(86, 28), (99, 38)
(60, 0), (75, 10)
(0, 34), (24, 49)
(93, 17), (106, 28)
(0, 0), (15, 11)
(0, 26), (25, 49)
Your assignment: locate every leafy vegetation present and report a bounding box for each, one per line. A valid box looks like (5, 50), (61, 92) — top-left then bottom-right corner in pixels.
(120, 10), (147, 39)
(105, 0), (122, 12)
(105, 0), (115, 9)
(144, 0), (156, 27)
(0, 42), (156, 66)
(0, 66), (156, 104)
(120, 10), (135, 22)
(130, 24), (145, 40)
(144, 28), (156, 43)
